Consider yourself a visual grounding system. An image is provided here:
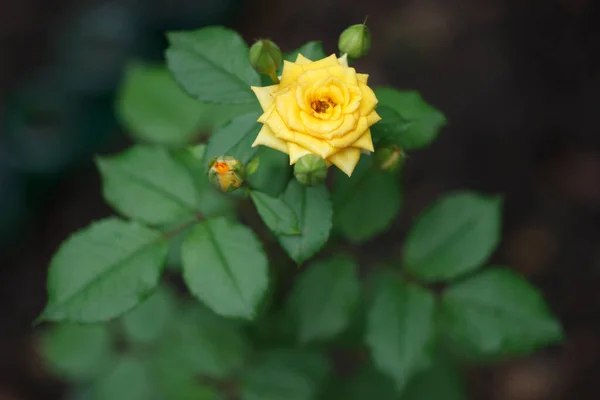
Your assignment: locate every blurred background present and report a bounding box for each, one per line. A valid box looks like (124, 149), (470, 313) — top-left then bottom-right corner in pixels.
(1, 0), (600, 398)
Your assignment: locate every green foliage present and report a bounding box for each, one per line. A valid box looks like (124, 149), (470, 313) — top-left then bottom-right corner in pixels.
(97, 146), (200, 226)
(439, 268), (564, 359)
(333, 158), (402, 243)
(365, 272), (436, 392)
(241, 349), (331, 400)
(41, 218), (168, 323)
(117, 63), (256, 147)
(286, 255), (361, 343)
(403, 191), (502, 281)
(372, 88), (446, 149)
(181, 217), (268, 319)
(278, 181), (332, 264)
(39, 25), (565, 400)
(250, 190), (300, 235)
(40, 323), (113, 380)
(166, 26), (260, 104)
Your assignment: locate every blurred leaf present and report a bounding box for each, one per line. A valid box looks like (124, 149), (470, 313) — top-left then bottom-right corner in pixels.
(166, 27), (260, 104)
(181, 217), (268, 319)
(439, 268), (564, 359)
(172, 144), (236, 216)
(241, 349), (330, 400)
(322, 364), (398, 400)
(286, 255), (361, 344)
(278, 181), (332, 264)
(282, 42), (326, 67)
(40, 218), (167, 323)
(205, 113), (262, 166)
(154, 303), (249, 379)
(247, 147), (291, 197)
(121, 285), (176, 344)
(40, 323), (112, 381)
(93, 356), (155, 400)
(97, 146), (200, 226)
(366, 272), (435, 392)
(402, 356), (466, 400)
(117, 63), (257, 147)
(371, 88), (446, 150)
(251, 190), (300, 235)
(333, 158), (401, 243)
(403, 191), (501, 282)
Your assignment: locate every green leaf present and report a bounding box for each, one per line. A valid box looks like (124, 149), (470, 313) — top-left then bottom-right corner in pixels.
(181, 217), (269, 319)
(97, 146), (200, 226)
(154, 303), (249, 379)
(365, 272), (436, 392)
(205, 112), (261, 166)
(121, 285), (176, 344)
(41, 218), (168, 323)
(93, 356), (155, 400)
(278, 181), (332, 264)
(166, 26), (260, 104)
(286, 255), (360, 343)
(372, 88), (446, 150)
(241, 349), (331, 400)
(251, 190), (299, 235)
(439, 268), (564, 359)
(117, 62), (256, 147)
(286, 41), (326, 62)
(39, 323), (113, 380)
(247, 147), (292, 197)
(323, 365), (398, 400)
(403, 191), (502, 282)
(173, 144), (236, 217)
(333, 158), (402, 243)
(403, 356), (466, 400)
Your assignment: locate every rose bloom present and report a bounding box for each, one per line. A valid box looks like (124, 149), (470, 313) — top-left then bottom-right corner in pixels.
(251, 53), (381, 176)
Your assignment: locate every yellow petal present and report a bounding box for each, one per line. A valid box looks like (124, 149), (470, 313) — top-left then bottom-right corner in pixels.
(358, 83), (378, 115)
(287, 143), (312, 165)
(257, 103), (276, 123)
(338, 54), (349, 67)
(367, 110), (382, 127)
(343, 83), (363, 114)
(327, 148), (361, 177)
(297, 69), (331, 84)
(327, 66), (358, 85)
(299, 109), (347, 137)
(295, 54), (312, 65)
(357, 73), (369, 84)
(303, 54), (340, 71)
(251, 85), (279, 111)
(328, 115), (368, 147)
(280, 60), (305, 87)
(352, 130), (374, 152)
(252, 124), (289, 154)
(275, 88), (305, 132)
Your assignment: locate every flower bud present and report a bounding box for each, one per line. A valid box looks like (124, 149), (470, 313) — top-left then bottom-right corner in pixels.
(208, 156), (245, 192)
(294, 154), (328, 186)
(249, 39), (282, 82)
(338, 23), (371, 59)
(373, 145), (405, 173)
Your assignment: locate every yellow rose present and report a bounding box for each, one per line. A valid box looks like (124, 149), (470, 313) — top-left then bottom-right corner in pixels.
(251, 53), (381, 176)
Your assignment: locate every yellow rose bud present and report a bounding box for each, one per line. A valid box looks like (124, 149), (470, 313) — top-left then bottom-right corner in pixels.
(250, 53), (381, 177)
(373, 145), (405, 173)
(208, 156), (245, 192)
(294, 154), (328, 186)
(338, 23), (371, 59)
(249, 39), (282, 83)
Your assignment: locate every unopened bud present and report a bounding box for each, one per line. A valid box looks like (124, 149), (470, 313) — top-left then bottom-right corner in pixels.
(249, 39), (282, 83)
(373, 146), (405, 173)
(338, 23), (371, 59)
(294, 154), (328, 186)
(208, 156), (245, 192)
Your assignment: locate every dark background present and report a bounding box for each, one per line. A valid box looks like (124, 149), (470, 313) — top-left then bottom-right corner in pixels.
(1, 0), (600, 398)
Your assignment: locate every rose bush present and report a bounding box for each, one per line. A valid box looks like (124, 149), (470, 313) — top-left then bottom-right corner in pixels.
(251, 53), (381, 176)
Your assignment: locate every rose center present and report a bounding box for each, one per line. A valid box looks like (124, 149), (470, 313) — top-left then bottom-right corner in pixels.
(311, 99), (333, 114)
